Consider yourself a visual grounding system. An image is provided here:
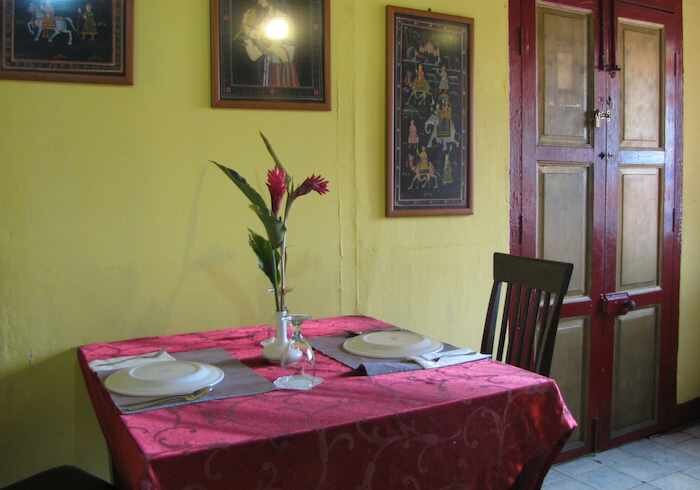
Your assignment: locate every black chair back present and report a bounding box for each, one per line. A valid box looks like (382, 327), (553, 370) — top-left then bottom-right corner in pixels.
(480, 253), (573, 376)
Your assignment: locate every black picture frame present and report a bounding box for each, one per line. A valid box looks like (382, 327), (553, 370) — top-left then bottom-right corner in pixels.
(211, 0), (330, 111)
(386, 6), (473, 217)
(0, 0), (133, 85)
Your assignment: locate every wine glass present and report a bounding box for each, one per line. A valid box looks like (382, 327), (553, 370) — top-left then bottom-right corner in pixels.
(273, 315), (323, 390)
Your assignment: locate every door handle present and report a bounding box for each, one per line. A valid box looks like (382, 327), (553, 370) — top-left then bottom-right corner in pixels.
(601, 292), (637, 316)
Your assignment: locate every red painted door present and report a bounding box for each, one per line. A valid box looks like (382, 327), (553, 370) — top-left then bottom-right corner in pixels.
(510, 0), (683, 456)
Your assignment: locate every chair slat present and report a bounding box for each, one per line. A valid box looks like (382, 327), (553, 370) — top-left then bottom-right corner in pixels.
(481, 281), (502, 354)
(495, 283), (513, 362)
(505, 283), (523, 364)
(521, 289), (543, 371)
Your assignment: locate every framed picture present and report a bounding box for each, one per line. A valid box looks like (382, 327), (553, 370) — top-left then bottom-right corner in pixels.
(0, 0), (133, 85)
(211, 0), (330, 111)
(386, 6), (473, 217)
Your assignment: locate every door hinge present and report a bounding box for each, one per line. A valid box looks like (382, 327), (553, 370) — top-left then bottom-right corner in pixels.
(672, 207), (676, 233)
(674, 52), (678, 78)
(518, 26), (524, 56)
(518, 214), (523, 245)
(591, 417), (599, 452)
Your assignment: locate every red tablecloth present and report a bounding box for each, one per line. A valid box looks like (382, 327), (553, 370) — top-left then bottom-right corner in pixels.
(78, 316), (576, 490)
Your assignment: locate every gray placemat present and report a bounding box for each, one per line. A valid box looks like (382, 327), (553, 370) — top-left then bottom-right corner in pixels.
(99, 348), (275, 414)
(311, 335), (489, 376)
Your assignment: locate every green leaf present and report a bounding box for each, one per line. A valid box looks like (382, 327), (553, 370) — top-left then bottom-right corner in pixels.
(210, 161), (269, 213)
(259, 132), (289, 176)
(248, 230), (279, 288)
(250, 205), (286, 248)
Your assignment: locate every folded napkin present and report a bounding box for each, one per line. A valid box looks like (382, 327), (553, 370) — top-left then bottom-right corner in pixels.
(89, 350), (175, 373)
(405, 352), (491, 370)
(311, 334), (490, 376)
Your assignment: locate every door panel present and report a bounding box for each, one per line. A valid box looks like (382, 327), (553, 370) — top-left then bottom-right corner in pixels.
(513, 0), (682, 457)
(537, 164), (592, 297)
(538, 6), (593, 146)
(611, 306), (659, 436)
(619, 21), (664, 148)
(617, 167), (662, 290)
(602, 2), (678, 449)
(549, 317), (590, 446)
(526, 0), (604, 457)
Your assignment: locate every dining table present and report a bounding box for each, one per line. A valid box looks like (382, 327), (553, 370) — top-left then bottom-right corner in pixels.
(77, 315), (577, 490)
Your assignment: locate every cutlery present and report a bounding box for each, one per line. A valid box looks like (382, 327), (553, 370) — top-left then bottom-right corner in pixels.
(95, 350), (165, 368)
(122, 386), (213, 411)
(406, 353), (477, 369)
(344, 328), (400, 338)
(421, 348), (476, 361)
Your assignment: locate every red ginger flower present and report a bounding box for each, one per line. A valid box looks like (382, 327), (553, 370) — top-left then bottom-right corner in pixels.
(266, 166), (287, 216)
(293, 174), (330, 198)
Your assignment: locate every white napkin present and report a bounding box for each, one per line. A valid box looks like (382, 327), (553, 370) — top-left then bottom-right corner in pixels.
(407, 352), (490, 369)
(89, 350), (175, 373)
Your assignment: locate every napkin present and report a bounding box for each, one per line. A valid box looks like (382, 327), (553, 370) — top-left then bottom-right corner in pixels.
(406, 352), (490, 369)
(89, 350), (175, 373)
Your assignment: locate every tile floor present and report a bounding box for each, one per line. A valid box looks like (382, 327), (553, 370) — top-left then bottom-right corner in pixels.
(545, 422), (700, 489)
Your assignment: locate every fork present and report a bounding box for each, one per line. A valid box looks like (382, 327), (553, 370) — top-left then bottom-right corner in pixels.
(122, 386), (213, 412)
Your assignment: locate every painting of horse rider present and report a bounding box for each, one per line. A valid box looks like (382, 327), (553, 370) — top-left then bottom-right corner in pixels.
(0, 0), (133, 84)
(211, 0), (330, 110)
(386, 6), (473, 217)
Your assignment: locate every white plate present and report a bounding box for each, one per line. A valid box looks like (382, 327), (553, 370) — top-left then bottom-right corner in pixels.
(342, 331), (443, 359)
(104, 361), (224, 397)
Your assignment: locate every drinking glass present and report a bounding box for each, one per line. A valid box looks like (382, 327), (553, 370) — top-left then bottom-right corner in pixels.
(273, 316), (323, 390)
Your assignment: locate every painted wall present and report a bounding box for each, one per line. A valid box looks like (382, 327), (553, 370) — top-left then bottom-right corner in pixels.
(678, 0), (700, 404)
(0, 0), (697, 485)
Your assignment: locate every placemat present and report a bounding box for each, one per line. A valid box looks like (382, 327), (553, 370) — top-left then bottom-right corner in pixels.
(98, 348), (275, 414)
(311, 335), (489, 376)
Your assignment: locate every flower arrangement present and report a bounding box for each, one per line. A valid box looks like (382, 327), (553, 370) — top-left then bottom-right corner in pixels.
(210, 133), (329, 313)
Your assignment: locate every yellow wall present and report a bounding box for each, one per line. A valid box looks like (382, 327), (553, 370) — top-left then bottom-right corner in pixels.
(678, 0), (700, 403)
(0, 0), (697, 485)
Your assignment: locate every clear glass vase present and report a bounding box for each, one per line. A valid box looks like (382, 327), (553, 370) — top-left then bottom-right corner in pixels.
(262, 310), (297, 363)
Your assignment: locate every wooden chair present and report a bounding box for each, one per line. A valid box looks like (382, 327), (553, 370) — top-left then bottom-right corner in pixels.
(2, 466), (114, 490)
(480, 253), (573, 377)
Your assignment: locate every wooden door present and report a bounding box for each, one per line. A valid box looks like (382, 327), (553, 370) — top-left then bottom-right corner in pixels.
(601, 0), (682, 449)
(509, 0), (683, 456)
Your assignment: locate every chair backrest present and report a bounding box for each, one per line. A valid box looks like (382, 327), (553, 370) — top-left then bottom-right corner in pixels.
(480, 253), (573, 377)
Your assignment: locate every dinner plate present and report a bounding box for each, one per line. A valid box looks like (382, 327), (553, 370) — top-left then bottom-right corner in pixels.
(342, 330), (443, 359)
(104, 361), (225, 397)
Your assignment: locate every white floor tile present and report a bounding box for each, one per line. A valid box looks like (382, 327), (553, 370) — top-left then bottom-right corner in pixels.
(544, 474), (597, 489)
(556, 456), (605, 477)
(592, 448), (674, 482)
(649, 473), (700, 490)
(622, 439), (699, 471)
(682, 465), (700, 480)
(652, 432), (695, 448)
(575, 466), (642, 490)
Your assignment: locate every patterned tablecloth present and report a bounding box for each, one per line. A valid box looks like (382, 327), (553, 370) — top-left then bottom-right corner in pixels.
(77, 316), (576, 490)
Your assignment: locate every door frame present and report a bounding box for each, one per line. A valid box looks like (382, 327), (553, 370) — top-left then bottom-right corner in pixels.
(507, 0), (684, 454)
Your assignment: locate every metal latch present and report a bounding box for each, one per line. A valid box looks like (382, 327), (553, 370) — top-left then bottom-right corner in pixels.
(601, 292), (637, 316)
(593, 109), (613, 128)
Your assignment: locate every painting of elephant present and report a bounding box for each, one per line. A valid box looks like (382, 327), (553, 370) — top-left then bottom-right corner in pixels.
(0, 0), (133, 84)
(387, 7), (473, 217)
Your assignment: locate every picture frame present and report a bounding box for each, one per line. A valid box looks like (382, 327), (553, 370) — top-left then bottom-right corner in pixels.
(386, 6), (473, 217)
(0, 0), (134, 85)
(211, 0), (331, 111)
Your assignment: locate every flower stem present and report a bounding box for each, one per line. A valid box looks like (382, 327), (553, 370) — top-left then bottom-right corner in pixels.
(279, 232), (287, 311)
